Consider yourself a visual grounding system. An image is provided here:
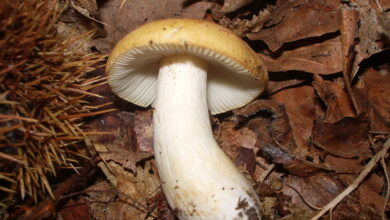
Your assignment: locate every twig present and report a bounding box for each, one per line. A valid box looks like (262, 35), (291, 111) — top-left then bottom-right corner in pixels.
(374, 0), (384, 12)
(380, 157), (389, 220)
(259, 163), (275, 182)
(311, 138), (390, 220)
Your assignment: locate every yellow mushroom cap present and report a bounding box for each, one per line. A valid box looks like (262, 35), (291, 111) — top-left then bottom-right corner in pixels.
(106, 18), (268, 114)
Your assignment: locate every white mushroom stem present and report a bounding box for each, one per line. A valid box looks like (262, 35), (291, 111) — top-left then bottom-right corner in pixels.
(153, 54), (261, 220)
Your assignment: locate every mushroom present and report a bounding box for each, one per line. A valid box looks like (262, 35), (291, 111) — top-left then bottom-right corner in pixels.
(106, 18), (268, 220)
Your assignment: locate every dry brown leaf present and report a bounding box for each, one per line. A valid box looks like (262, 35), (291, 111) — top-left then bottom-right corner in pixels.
(312, 114), (370, 159)
(284, 173), (344, 207)
(59, 198), (91, 220)
(219, 10), (269, 36)
(73, 0), (98, 16)
(340, 173), (385, 212)
(312, 74), (355, 122)
(248, 0), (341, 51)
(234, 99), (297, 153)
(266, 78), (306, 95)
(270, 86), (316, 150)
(284, 174), (382, 219)
(351, 1), (387, 78)
(182, 1), (216, 19)
(261, 145), (332, 176)
(133, 110), (154, 153)
(96, 0), (188, 53)
(354, 68), (390, 132)
(233, 99), (332, 176)
(324, 155), (363, 173)
(215, 120), (258, 174)
(259, 37), (342, 74)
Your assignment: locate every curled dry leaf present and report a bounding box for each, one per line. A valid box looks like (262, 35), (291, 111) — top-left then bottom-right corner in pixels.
(312, 74), (355, 123)
(283, 174), (382, 219)
(73, 0), (98, 16)
(258, 37), (342, 74)
(96, 0), (211, 53)
(261, 145), (332, 177)
(284, 173), (345, 207)
(59, 198), (91, 220)
(132, 110), (154, 153)
(215, 121), (258, 174)
(340, 173), (385, 212)
(181, 1), (215, 19)
(312, 114), (370, 159)
(270, 86), (316, 151)
(219, 10), (269, 36)
(234, 99), (331, 176)
(248, 0), (341, 51)
(351, 1), (387, 79)
(234, 99), (297, 153)
(355, 68), (390, 132)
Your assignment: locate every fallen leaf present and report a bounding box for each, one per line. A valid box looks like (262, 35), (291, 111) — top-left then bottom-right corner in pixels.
(284, 173), (344, 207)
(59, 198), (91, 220)
(218, 10), (269, 36)
(312, 114), (370, 158)
(248, 0), (341, 51)
(215, 120), (258, 174)
(258, 37), (342, 74)
(340, 173), (385, 212)
(270, 85), (316, 150)
(181, 1), (215, 19)
(133, 110), (154, 153)
(283, 174), (382, 219)
(266, 78), (305, 95)
(351, 0), (387, 78)
(95, 0), (187, 53)
(324, 154), (362, 173)
(312, 74), (355, 123)
(73, 0), (98, 16)
(235, 146), (256, 174)
(355, 68), (390, 132)
(261, 145), (332, 176)
(234, 99), (297, 153)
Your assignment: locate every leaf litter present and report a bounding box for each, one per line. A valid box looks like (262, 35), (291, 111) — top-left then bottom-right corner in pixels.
(3, 0), (390, 219)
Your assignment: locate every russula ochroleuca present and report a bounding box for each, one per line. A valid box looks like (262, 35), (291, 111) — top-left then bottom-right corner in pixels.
(106, 18), (268, 220)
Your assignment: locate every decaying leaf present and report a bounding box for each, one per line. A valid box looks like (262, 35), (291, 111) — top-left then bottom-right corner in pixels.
(355, 68), (390, 132)
(261, 145), (332, 176)
(270, 86), (316, 150)
(248, 0), (341, 51)
(234, 99), (297, 153)
(312, 74), (355, 122)
(59, 198), (91, 220)
(283, 174), (382, 219)
(259, 37), (342, 74)
(312, 114), (370, 158)
(132, 110), (154, 153)
(219, 10), (269, 36)
(96, 0), (187, 53)
(215, 120), (258, 174)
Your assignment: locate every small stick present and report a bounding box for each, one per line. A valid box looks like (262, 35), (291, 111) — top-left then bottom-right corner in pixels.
(380, 157), (389, 220)
(311, 138), (390, 220)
